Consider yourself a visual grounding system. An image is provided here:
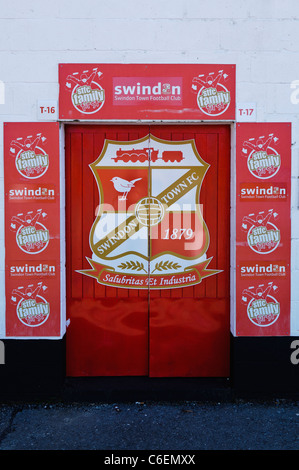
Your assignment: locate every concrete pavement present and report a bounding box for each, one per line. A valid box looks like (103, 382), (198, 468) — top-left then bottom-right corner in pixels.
(0, 399), (298, 450)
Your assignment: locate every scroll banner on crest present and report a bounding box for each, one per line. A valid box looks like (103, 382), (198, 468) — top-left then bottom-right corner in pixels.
(3, 122), (61, 337)
(79, 257), (220, 290)
(235, 123), (291, 336)
(59, 63), (236, 121)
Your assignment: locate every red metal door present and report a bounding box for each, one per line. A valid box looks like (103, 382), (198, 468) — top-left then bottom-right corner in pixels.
(148, 126), (230, 377)
(65, 125), (230, 377)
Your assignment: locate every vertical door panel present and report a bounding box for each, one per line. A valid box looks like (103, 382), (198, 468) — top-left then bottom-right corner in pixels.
(66, 125), (149, 376)
(148, 125), (230, 377)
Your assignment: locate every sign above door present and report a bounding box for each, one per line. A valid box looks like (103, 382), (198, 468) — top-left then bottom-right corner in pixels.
(58, 64), (236, 121)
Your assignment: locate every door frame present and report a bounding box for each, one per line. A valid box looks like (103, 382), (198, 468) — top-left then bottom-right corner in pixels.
(62, 121), (234, 378)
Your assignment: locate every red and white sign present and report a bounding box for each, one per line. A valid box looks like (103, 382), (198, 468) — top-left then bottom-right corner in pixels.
(235, 123), (291, 336)
(59, 64), (236, 121)
(4, 122), (61, 337)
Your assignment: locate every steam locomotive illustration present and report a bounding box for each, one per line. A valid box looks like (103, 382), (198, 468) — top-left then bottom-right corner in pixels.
(112, 147), (184, 163)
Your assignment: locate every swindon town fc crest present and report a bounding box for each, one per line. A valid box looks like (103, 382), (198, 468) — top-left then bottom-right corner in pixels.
(78, 135), (221, 289)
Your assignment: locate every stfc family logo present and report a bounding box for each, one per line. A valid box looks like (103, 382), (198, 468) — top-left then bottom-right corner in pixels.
(11, 281), (50, 327)
(242, 282), (280, 327)
(242, 209), (280, 255)
(10, 209), (49, 255)
(9, 133), (49, 179)
(191, 69), (231, 116)
(242, 133), (281, 179)
(65, 67), (105, 114)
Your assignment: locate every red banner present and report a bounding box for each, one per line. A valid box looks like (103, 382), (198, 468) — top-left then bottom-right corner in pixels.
(78, 257), (221, 290)
(235, 123), (291, 336)
(59, 63), (236, 121)
(4, 122), (61, 337)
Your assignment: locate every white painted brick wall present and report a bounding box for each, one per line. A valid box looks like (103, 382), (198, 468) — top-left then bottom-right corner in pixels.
(1, 0), (299, 336)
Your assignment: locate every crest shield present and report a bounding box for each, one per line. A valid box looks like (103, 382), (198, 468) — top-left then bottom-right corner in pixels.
(79, 134), (221, 289)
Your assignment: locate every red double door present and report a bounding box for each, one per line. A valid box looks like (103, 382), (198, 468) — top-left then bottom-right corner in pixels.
(65, 125), (230, 377)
